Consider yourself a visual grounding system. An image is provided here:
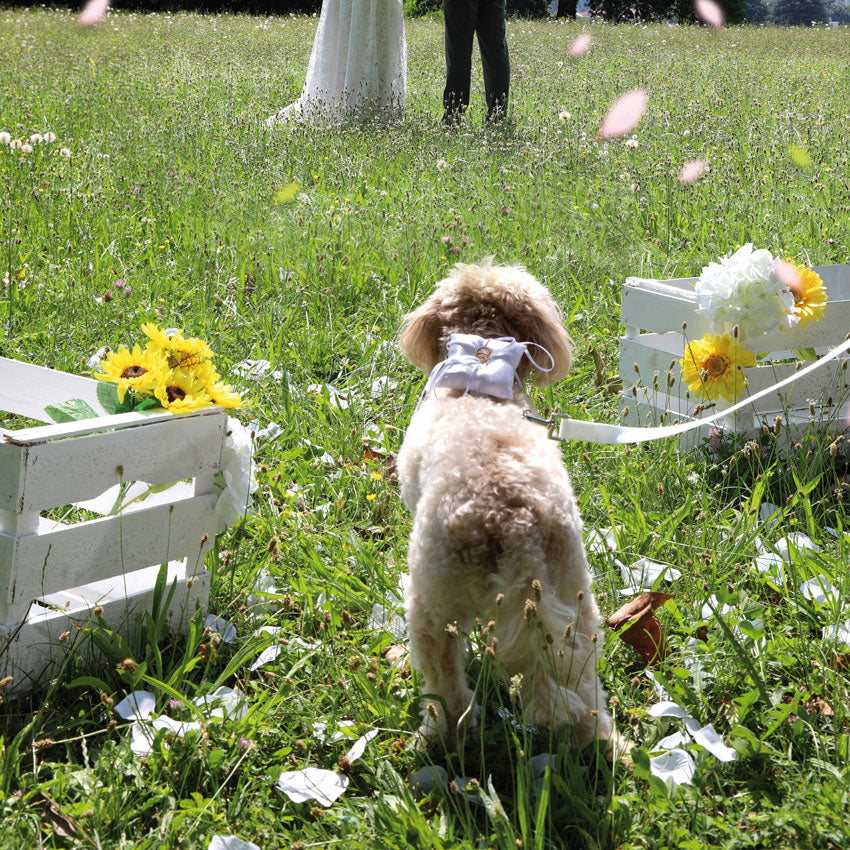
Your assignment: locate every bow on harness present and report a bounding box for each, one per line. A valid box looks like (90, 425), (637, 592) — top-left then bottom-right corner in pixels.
(424, 333), (555, 400)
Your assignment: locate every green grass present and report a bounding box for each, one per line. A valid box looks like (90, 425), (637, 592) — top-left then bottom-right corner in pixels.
(1, 9), (850, 848)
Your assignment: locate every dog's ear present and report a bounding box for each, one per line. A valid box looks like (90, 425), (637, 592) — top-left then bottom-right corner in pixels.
(400, 298), (444, 374)
(512, 295), (573, 386)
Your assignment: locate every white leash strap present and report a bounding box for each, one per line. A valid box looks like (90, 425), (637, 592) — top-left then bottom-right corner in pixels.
(532, 336), (850, 445)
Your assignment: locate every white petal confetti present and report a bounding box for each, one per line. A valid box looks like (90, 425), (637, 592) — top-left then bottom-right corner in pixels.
(250, 644), (282, 672)
(278, 768), (349, 807)
(774, 533), (819, 563)
(752, 552), (785, 580)
(620, 558), (681, 594)
(684, 718), (736, 762)
(86, 345), (109, 371)
(130, 722), (155, 756)
(208, 836), (260, 850)
(369, 603), (407, 639)
(312, 719), (356, 744)
(586, 527), (618, 554)
(648, 701), (690, 719)
(344, 729), (379, 764)
(410, 764), (449, 797)
(823, 621), (850, 645)
(759, 502), (782, 529)
(655, 731), (689, 750)
(649, 748), (696, 788)
(193, 687), (247, 721)
(114, 690), (156, 721)
(204, 615), (237, 644)
(799, 576), (838, 605)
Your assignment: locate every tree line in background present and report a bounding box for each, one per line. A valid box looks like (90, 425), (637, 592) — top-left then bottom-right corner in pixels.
(26, 0), (850, 28)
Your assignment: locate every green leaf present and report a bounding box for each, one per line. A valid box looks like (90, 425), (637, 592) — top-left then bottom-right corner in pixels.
(793, 347), (818, 362)
(134, 396), (161, 411)
(97, 381), (122, 414)
(44, 398), (99, 423)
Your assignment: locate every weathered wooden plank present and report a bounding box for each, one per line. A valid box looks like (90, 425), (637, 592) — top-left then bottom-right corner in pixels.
(0, 356), (106, 421)
(13, 415), (226, 512)
(2, 493), (216, 606)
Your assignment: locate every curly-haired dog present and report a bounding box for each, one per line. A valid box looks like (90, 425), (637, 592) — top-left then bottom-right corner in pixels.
(398, 262), (625, 755)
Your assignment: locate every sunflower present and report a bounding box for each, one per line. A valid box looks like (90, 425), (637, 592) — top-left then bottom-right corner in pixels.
(95, 344), (166, 402)
(142, 322), (214, 372)
(785, 261), (827, 327)
(680, 333), (756, 403)
(154, 370), (213, 414)
(205, 378), (242, 409)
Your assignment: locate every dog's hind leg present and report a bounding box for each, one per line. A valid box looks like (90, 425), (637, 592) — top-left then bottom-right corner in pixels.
(407, 595), (476, 742)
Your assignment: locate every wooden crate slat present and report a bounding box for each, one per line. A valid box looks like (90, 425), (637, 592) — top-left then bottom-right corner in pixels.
(6, 414), (226, 513)
(0, 356), (106, 422)
(2, 493), (216, 606)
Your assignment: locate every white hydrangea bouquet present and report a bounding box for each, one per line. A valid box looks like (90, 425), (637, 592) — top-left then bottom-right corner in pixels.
(680, 244), (827, 403)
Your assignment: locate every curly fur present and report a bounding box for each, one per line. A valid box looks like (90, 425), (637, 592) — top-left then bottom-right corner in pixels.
(398, 262), (625, 755)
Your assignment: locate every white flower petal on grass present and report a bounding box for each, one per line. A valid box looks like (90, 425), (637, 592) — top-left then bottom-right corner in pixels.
(823, 621), (850, 645)
(752, 553), (785, 581)
(369, 603), (407, 640)
(825, 526), (850, 540)
(151, 715), (203, 737)
(645, 671), (671, 700)
(247, 570), (279, 614)
(114, 690), (156, 721)
(370, 376), (398, 398)
(193, 687), (247, 721)
(130, 723), (155, 756)
(799, 576), (838, 605)
(86, 345), (109, 371)
(291, 637), (322, 651)
(247, 419), (283, 442)
(649, 749), (696, 788)
(250, 644), (282, 671)
(307, 383), (350, 410)
(586, 527), (618, 554)
(759, 503), (783, 529)
(648, 701), (690, 719)
(410, 765), (449, 797)
(344, 729), (379, 764)
(209, 836), (260, 850)
(204, 615), (237, 644)
(278, 768), (349, 807)
(620, 558), (681, 594)
(684, 718), (736, 762)
(312, 720), (356, 744)
(655, 731), (689, 750)
(232, 359), (275, 381)
(774, 533), (819, 563)
(214, 418), (258, 532)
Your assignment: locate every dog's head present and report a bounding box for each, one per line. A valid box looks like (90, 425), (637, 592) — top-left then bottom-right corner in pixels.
(400, 262), (573, 385)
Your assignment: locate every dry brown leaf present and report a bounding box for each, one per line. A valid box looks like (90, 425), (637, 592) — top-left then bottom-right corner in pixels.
(606, 592), (673, 666)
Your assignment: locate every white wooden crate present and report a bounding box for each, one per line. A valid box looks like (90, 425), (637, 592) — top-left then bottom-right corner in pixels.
(0, 355), (226, 690)
(618, 264), (850, 450)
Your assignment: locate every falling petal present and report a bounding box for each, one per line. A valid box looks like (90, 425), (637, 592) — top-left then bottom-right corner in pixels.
(250, 644), (282, 671)
(599, 89), (648, 139)
(312, 719), (356, 744)
(129, 723), (155, 757)
(620, 558), (681, 595)
(752, 552), (785, 581)
(678, 159), (707, 184)
(649, 749), (696, 787)
(568, 34), (591, 56)
(655, 731), (689, 750)
(78, 0), (109, 25)
(151, 715), (202, 737)
(772, 259), (803, 299)
(114, 690), (156, 721)
(273, 182), (300, 205)
(788, 143), (812, 169)
(344, 729), (379, 764)
(694, 0), (725, 27)
(277, 768), (349, 807)
(774, 533), (819, 563)
(209, 837), (260, 850)
(586, 527), (618, 554)
(193, 686), (248, 720)
(684, 719), (737, 762)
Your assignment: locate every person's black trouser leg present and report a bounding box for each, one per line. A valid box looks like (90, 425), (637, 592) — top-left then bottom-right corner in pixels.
(476, 0), (510, 119)
(443, 0), (478, 120)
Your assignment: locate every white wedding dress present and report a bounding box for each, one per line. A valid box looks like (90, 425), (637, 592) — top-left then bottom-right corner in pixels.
(265, 0), (406, 125)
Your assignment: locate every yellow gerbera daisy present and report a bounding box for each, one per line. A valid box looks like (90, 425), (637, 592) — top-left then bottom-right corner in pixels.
(95, 344), (166, 402)
(785, 261), (827, 327)
(154, 370), (213, 414)
(142, 322), (214, 371)
(205, 379), (242, 409)
(680, 333), (756, 403)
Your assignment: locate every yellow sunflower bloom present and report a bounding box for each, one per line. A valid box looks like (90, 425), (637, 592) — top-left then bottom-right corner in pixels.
(154, 370), (213, 414)
(680, 333), (756, 403)
(95, 344), (166, 403)
(205, 379), (242, 409)
(142, 322), (214, 371)
(786, 261), (827, 328)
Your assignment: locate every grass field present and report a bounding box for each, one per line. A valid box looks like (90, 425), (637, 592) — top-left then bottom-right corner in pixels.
(1, 9), (850, 849)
